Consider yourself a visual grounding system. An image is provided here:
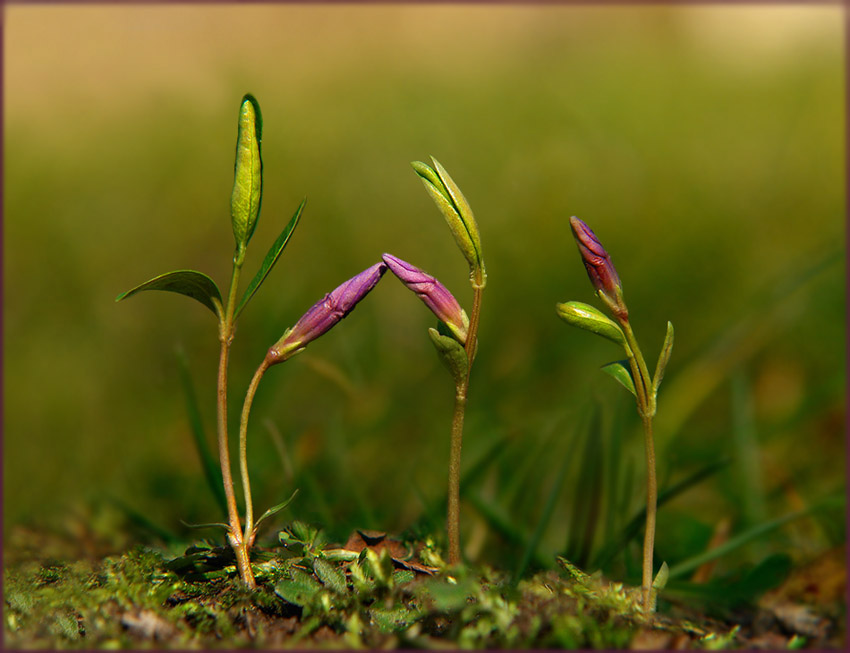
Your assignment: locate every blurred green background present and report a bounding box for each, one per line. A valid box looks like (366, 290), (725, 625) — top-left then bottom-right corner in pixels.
(4, 4), (845, 583)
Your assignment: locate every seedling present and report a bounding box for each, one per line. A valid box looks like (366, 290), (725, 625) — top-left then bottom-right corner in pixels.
(556, 216), (674, 612)
(116, 94), (384, 588)
(384, 157), (486, 566)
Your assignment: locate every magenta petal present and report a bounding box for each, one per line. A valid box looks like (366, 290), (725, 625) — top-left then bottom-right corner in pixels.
(382, 253), (468, 343)
(269, 262), (387, 362)
(569, 217), (622, 293)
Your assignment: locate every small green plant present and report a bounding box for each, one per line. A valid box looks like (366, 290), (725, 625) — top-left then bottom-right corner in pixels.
(116, 94), (385, 588)
(556, 216), (674, 612)
(385, 157), (486, 566)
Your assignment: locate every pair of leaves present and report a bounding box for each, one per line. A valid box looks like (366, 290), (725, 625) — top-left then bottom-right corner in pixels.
(601, 321), (675, 398)
(412, 157), (485, 286)
(115, 199), (304, 319)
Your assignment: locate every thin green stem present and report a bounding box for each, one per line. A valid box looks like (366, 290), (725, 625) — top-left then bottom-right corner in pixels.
(446, 282), (484, 566)
(240, 356), (272, 548)
(618, 318), (657, 612)
(640, 413), (657, 612)
(216, 246), (256, 589)
(447, 385), (467, 566)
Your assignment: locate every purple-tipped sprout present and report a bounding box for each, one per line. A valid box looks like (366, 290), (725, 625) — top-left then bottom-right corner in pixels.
(569, 216), (628, 321)
(382, 253), (469, 344)
(268, 262), (387, 363)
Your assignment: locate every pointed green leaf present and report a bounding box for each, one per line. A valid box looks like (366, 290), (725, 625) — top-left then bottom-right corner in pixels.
(412, 158), (484, 280)
(275, 570), (322, 607)
(175, 346), (227, 516)
(431, 157), (483, 264)
(653, 321), (675, 392)
(652, 561), (669, 591)
(428, 327), (468, 386)
(556, 301), (626, 345)
(235, 198), (305, 318)
(179, 520), (231, 531)
(313, 557), (348, 595)
(252, 489), (299, 535)
(116, 270), (223, 318)
(411, 160), (442, 189)
(601, 360), (637, 396)
(231, 93), (263, 248)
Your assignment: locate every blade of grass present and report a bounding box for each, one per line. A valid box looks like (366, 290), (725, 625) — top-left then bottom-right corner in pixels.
(730, 368), (767, 529)
(668, 494), (844, 580)
(564, 405), (603, 567)
(513, 445), (573, 583)
(175, 345), (227, 516)
(592, 457), (730, 570)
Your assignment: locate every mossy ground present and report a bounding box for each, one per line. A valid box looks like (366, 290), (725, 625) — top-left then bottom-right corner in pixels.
(3, 523), (843, 650)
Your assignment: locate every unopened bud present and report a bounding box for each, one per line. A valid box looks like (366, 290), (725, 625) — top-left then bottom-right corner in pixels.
(569, 216), (627, 320)
(268, 262), (387, 363)
(382, 253), (469, 344)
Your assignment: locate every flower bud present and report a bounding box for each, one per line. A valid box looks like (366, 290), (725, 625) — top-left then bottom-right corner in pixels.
(569, 216), (627, 320)
(412, 158), (486, 288)
(382, 253), (469, 344)
(231, 94), (263, 250)
(268, 262), (387, 363)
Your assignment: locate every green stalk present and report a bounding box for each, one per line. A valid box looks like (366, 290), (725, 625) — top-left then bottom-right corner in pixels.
(239, 356), (272, 548)
(619, 319), (656, 612)
(447, 282), (484, 566)
(216, 247), (256, 589)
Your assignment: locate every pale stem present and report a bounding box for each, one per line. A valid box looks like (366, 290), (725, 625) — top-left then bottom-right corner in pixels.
(239, 357), (272, 547)
(619, 319), (657, 613)
(446, 281), (484, 566)
(216, 249), (256, 589)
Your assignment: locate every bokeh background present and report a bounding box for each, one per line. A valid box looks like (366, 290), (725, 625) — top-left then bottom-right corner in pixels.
(4, 4), (845, 585)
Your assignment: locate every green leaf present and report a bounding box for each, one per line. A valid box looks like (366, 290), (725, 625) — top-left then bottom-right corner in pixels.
(179, 520), (231, 531)
(428, 327), (468, 386)
(653, 321), (675, 392)
(591, 457), (730, 570)
(668, 495), (843, 580)
(231, 93), (263, 248)
(652, 561), (669, 591)
(601, 360), (637, 396)
(252, 489), (299, 536)
(313, 557), (348, 595)
(412, 158), (485, 281)
(556, 301), (625, 345)
(275, 569), (322, 607)
(116, 270), (223, 318)
(431, 157), (483, 265)
(175, 346), (227, 517)
(235, 198), (305, 318)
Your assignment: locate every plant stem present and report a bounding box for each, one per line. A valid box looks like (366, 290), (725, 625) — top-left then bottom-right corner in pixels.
(619, 319), (656, 612)
(640, 413), (657, 612)
(446, 282), (484, 566)
(239, 356), (272, 548)
(447, 384), (467, 566)
(216, 248), (256, 589)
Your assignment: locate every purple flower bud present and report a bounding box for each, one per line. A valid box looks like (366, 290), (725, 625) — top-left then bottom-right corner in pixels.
(569, 216), (628, 321)
(382, 253), (469, 344)
(268, 262), (387, 363)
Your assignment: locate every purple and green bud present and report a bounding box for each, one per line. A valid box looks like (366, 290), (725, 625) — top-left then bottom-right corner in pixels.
(267, 262), (387, 363)
(412, 158), (486, 288)
(231, 94), (263, 251)
(569, 216), (628, 321)
(382, 253), (469, 344)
